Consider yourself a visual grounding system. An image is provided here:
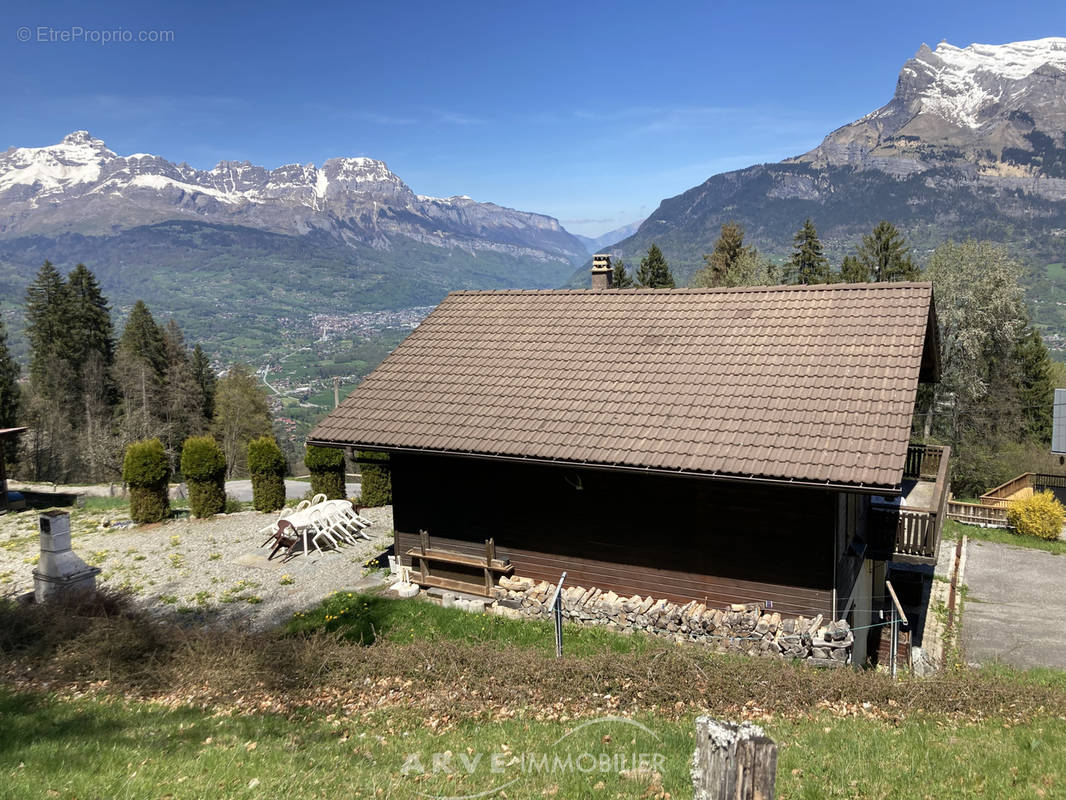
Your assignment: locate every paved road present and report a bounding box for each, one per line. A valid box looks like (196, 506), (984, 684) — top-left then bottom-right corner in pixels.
(961, 538), (1066, 670)
(224, 479), (361, 503)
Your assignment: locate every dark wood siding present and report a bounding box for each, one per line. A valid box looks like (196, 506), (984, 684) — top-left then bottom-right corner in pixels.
(392, 454), (836, 617)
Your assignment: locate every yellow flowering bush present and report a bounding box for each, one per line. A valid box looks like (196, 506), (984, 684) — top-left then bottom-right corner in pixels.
(1006, 490), (1066, 541)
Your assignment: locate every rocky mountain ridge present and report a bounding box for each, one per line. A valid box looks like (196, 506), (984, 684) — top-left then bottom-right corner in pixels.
(0, 131), (587, 264)
(579, 37), (1066, 297)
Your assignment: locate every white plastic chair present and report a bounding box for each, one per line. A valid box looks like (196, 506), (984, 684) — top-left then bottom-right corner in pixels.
(307, 506), (340, 551)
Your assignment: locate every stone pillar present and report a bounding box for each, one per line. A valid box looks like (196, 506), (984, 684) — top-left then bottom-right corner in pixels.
(32, 510), (100, 603)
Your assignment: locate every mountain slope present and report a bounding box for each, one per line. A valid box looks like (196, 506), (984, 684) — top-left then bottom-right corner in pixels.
(576, 38), (1066, 303)
(0, 132), (587, 264)
(0, 133), (588, 364)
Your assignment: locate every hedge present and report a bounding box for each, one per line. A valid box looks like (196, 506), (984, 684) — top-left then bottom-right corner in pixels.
(180, 436), (226, 518)
(1007, 490), (1066, 541)
(248, 436), (286, 512)
(357, 450), (392, 507)
(122, 438), (170, 524)
(305, 444), (346, 500)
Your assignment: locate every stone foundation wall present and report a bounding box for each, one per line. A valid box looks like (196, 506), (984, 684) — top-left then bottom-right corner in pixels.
(491, 576), (853, 666)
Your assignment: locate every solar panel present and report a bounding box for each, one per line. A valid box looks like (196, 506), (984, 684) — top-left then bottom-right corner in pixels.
(1053, 389), (1066, 454)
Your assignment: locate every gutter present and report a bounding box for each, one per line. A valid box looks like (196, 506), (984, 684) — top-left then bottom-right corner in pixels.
(306, 439), (903, 497)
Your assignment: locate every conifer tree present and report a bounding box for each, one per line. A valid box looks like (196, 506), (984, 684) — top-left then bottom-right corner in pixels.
(24, 261), (71, 390)
(191, 344), (216, 421)
(788, 219), (831, 285)
(612, 259), (634, 288)
(66, 264), (114, 371)
(839, 255), (870, 283)
(119, 301), (167, 377)
(636, 243), (675, 288)
(1015, 327), (1054, 444)
(697, 222), (753, 287)
(856, 220), (919, 282)
(23, 261), (78, 481)
(161, 319), (207, 469)
(65, 264), (117, 479)
(116, 300), (167, 444)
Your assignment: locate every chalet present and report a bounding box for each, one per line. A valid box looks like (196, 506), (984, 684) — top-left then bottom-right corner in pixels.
(310, 270), (949, 665)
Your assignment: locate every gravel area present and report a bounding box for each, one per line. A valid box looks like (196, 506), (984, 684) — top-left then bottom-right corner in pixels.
(0, 504), (395, 630)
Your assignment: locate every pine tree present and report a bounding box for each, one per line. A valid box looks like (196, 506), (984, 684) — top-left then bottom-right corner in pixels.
(66, 265), (114, 370)
(697, 222), (753, 287)
(1015, 326), (1054, 444)
(161, 319), (207, 470)
(23, 261), (78, 481)
(119, 300), (167, 377)
(856, 220), (919, 282)
(636, 243), (675, 288)
(116, 300), (167, 445)
(191, 344), (217, 421)
(839, 255), (870, 283)
(23, 261), (71, 390)
(788, 219), (831, 285)
(612, 259), (634, 288)
(65, 264), (117, 480)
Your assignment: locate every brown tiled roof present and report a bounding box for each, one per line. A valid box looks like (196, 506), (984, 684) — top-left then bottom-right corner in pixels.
(310, 283), (937, 491)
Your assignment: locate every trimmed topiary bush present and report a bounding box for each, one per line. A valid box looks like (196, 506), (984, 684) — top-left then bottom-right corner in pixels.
(248, 436), (286, 512)
(1007, 490), (1066, 540)
(356, 450), (392, 507)
(122, 438), (170, 524)
(305, 444), (346, 500)
(180, 436), (226, 518)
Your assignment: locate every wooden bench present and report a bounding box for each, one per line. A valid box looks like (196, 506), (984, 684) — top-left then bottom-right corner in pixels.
(405, 530), (514, 596)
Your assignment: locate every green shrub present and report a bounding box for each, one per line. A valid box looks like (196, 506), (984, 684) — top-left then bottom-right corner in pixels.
(247, 436), (286, 512)
(180, 436), (226, 518)
(356, 450), (392, 507)
(122, 439), (170, 524)
(305, 444), (346, 500)
(1007, 490), (1066, 540)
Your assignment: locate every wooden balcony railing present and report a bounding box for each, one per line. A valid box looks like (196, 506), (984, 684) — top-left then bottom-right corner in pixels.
(870, 444), (951, 564)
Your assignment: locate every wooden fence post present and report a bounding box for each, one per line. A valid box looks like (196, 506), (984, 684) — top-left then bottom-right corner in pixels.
(692, 717), (777, 800)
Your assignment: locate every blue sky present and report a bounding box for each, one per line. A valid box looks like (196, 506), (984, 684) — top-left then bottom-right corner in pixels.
(3, 1), (1065, 236)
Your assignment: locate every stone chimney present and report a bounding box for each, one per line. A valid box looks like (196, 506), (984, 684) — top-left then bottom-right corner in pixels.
(591, 254), (613, 290)
(32, 510), (100, 603)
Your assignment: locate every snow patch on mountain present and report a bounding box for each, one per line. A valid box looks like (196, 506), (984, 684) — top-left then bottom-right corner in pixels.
(907, 37), (1066, 129)
(0, 132), (588, 264)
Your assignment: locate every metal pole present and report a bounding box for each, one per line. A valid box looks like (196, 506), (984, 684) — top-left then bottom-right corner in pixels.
(890, 605), (898, 679)
(552, 571), (567, 658)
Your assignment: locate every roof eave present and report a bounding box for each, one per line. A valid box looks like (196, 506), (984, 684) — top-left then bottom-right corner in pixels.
(308, 438), (904, 497)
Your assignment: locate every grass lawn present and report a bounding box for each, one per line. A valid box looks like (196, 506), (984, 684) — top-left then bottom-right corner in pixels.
(944, 519), (1066, 555)
(285, 589), (659, 656)
(2, 689), (1065, 799)
(3, 590), (1066, 798)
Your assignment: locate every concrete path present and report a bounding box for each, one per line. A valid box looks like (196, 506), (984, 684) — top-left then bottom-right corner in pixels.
(961, 538), (1066, 670)
(223, 479), (361, 503)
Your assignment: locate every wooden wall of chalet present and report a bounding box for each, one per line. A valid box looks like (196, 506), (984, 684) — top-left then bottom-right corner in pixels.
(392, 453), (837, 618)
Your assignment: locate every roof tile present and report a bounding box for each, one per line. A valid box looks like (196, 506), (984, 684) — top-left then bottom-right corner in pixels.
(310, 283), (936, 490)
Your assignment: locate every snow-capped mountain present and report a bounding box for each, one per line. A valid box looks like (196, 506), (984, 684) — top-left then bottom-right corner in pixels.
(586, 36), (1066, 284)
(798, 37), (1066, 186)
(0, 131), (587, 263)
